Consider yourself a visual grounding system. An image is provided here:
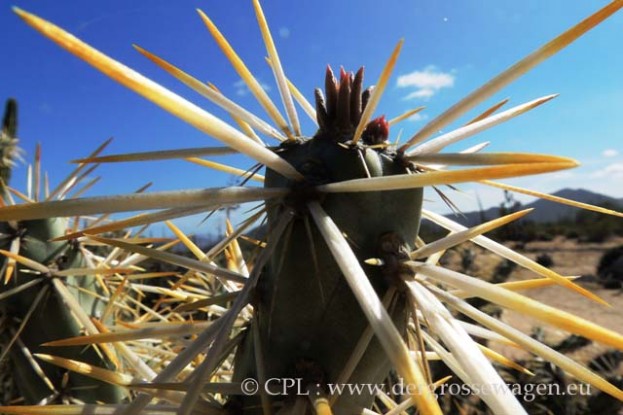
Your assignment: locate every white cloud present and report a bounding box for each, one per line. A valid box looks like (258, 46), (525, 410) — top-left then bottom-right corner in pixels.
(602, 149), (619, 158)
(278, 27), (290, 39)
(405, 89), (435, 100)
(591, 162), (623, 179)
(234, 79), (271, 97)
(408, 112), (429, 122)
(397, 66), (455, 100)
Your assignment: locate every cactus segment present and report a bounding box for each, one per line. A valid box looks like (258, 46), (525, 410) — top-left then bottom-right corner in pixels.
(0, 101), (123, 404)
(233, 68), (424, 413)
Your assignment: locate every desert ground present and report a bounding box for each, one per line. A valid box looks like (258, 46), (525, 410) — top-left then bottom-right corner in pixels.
(443, 236), (623, 365)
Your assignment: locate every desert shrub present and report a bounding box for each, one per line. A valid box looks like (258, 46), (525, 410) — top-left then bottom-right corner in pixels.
(536, 253), (554, 268)
(461, 248), (476, 273)
(566, 229), (580, 239)
(597, 245), (623, 289)
(491, 259), (517, 283)
(576, 202), (623, 243)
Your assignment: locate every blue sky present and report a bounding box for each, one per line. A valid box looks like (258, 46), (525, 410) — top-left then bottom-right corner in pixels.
(1, 0), (622, 231)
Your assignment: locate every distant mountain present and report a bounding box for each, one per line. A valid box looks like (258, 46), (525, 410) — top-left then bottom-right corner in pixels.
(448, 188), (622, 227)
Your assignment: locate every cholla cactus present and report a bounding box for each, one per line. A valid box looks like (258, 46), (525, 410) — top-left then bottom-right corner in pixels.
(0, 100), (22, 187)
(1, 1), (623, 415)
(230, 67), (424, 413)
(0, 105), (124, 404)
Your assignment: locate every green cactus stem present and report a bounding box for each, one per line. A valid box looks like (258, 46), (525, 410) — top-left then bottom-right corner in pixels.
(0, 100), (124, 404)
(232, 67), (424, 414)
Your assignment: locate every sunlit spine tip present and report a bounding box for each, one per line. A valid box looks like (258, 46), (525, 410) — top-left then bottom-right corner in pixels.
(364, 258), (385, 266)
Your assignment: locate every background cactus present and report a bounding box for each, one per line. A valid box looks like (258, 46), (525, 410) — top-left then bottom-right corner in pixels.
(0, 99), (20, 192)
(0, 99), (123, 404)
